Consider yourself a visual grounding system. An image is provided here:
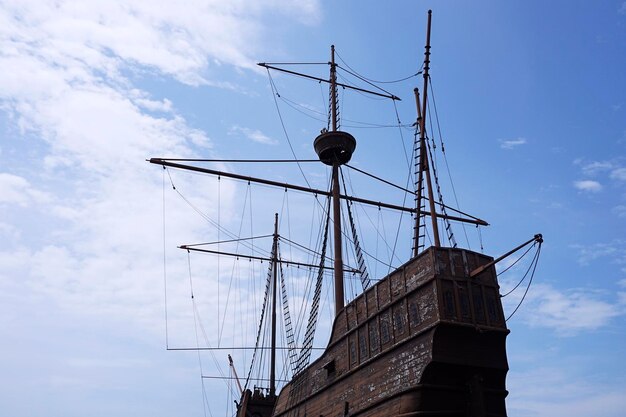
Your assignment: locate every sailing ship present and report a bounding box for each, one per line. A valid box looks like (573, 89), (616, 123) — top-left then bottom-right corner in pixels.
(150, 10), (542, 417)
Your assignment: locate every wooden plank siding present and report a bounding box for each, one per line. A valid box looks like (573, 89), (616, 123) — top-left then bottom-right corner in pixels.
(272, 247), (509, 417)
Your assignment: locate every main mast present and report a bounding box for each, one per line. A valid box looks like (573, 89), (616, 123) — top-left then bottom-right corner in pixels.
(313, 46), (356, 316)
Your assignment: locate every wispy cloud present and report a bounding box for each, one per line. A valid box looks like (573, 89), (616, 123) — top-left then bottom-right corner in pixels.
(229, 125), (278, 145)
(508, 366), (626, 417)
(0, 0), (320, 384)
(0, 173), (51, 206)
(499, 137), (527, 149)
(571, 240), (626, 266)
(573, 180), (602, 192)
(613, 205), (626, 218)
(574, 159), (626, 183)
(504, 282), (624, 336)
(580, 160), (613, 176)
(610, 167), (626, 181)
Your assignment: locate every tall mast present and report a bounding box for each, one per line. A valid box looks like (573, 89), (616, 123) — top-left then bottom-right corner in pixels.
(313, 46), (356, 317)
(269, 213), (278, 397)
(330, 45), (345, 315)
(418, 9), (441, 248)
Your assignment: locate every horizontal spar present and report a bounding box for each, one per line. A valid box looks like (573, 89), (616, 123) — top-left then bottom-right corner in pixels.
(149, 158), (488, 226)
(180, 246), (361, 274)
(168, 346), (326, 351)
(258, 63), (401, 101)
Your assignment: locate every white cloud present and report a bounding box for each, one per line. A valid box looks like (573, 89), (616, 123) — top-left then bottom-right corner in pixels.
(0, 2), (326, 416)
(571, 240), (626, 266)
(499, 137), (527, 149)
(0, 173), (51, 206)
(581, 160), (613, 176)
(613, 205), (626, 218)
(573, 180), (602, 192)
(229, 125), (278, 145)
(0, 0), (321, 334)
(504, 283), (624, 336)
(0, 1), (320, 90)
(574, 160), (626, 183)
(0, 222), (21, 239)
(610, 167), (626, 181)
(508, 366), (626, 417)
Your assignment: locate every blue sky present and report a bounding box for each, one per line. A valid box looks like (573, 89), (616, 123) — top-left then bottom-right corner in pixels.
(1, 1), (625, 416)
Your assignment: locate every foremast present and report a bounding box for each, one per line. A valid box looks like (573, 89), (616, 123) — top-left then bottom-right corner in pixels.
(414, 9), (441, 256)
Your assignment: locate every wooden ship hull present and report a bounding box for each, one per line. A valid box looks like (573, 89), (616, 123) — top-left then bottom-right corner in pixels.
(238, 246), (509, 417)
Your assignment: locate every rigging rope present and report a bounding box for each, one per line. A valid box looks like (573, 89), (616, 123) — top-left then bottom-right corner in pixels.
(267, 69), (313, 189)
(501, 242), (541, 298)
(340, 169), (371, 291)
(186, 252), (229, 415)
(334, 51), (416, 98)
(335, 50), (423, 84)
(244, 252), (273, 390)
(218, 182), (253, 345)
(278, 245), (299, 375)
(295, 196), (332, 374)
(164, 168), (272, 259)
(384, 99), (414, 273)
(162, 167), (170, 348)
(505, 242), (542, 321)
(425, 133), (457, 248)
(428, 76), (472, 248)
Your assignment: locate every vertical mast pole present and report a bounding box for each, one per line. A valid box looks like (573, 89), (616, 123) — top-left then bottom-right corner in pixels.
(269, 213), (278, 397)
(419, 10), (441, 247)
(330, 45), (345, 314)
(413, 88), (424, 257)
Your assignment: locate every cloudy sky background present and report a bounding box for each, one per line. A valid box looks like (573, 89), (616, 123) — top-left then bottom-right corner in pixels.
(1, 1), (625, 416)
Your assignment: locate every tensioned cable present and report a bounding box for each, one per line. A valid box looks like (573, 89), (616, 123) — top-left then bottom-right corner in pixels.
(187, 253), (230, 413)
(344, 163), (485, 222)
(334, 51), (416, 96)
(428, 76), (470, 248)
(425, 101), (456, 247)
(164, 168), (272, 259)
(279, 92), (412, 128)
(340, 168), (371, 291)
(294, 196), (332, 373)
(506, 243), (542, 321)
(501, 243), (540, 298)
(336, 71), (386, 101)
(267, 69), (313, 189)
(335, 50), (423, 84)
(184, 235), (273, 247)
(243, 253), (273, 390)
(278, 94), (328, 124)
(339, 167), (403, 271)
(386, 99), (414, 273)
(261, 62), (328, 65)
(498, 244), (536, 280)
(219, 183), (254, 345)
(150, 158), (320, 163)
(278, 245), (298, 375)
(162, 167), (169, 349)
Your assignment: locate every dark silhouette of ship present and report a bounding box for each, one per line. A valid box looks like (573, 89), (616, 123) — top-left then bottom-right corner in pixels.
(150, 10), (542, 417)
